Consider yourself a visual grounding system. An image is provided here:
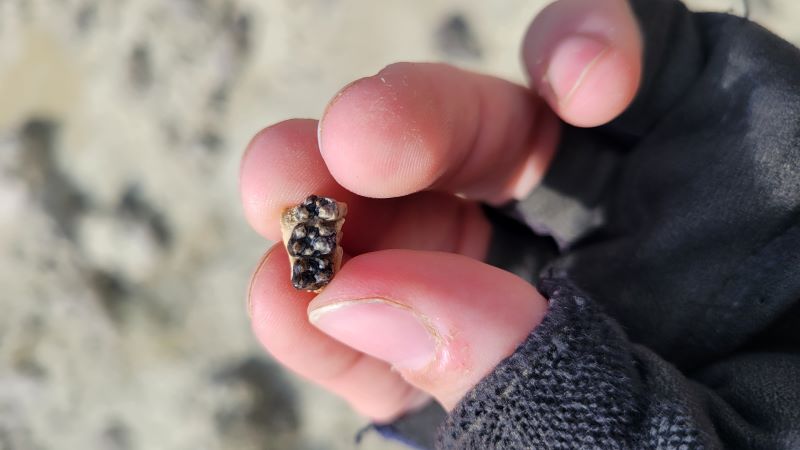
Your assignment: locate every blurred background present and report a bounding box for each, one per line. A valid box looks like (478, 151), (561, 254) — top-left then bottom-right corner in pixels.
(0, 1), (797, 449)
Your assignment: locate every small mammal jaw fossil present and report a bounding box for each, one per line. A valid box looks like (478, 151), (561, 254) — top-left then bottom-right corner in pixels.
(280, 195), (347, 292)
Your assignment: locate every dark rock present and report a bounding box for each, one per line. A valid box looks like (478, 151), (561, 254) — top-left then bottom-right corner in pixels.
(76, 3), (97, 32)
(231, 13), (252, 55)
(99, 420), (133, 450)
(212, 357), (300, 449)
(18, 118), (89, 240)
(129, 43), (153, 90)
(89, 269), (129, 324)
(435, 13), (482, 60)
(118, 184), (172, 249)
(198, 130), (224, 153)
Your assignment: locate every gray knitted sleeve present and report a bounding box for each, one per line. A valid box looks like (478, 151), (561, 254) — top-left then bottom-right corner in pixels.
(436, 278), (715, 449)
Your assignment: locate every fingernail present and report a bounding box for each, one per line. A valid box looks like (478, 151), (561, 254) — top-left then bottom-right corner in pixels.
(545, 35), (609, 106)
(309, 299), (439, 371)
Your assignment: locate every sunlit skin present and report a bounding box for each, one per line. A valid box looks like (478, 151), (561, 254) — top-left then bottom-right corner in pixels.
(241, 0), (642, 422)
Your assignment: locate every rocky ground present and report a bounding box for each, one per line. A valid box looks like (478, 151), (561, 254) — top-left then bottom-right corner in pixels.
(0, 1), (797, 449)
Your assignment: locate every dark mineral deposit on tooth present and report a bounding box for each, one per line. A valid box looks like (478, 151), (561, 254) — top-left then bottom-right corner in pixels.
(280, 195), (347, 292)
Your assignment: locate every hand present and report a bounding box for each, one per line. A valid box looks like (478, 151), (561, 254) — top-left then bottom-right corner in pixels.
(240, 0), (643, 422)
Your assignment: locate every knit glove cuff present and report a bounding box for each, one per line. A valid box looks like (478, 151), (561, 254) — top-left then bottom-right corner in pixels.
(435, 278), (704, 449)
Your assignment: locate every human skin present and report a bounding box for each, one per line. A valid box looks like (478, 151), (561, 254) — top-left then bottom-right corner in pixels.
(240, 0), (643, 422)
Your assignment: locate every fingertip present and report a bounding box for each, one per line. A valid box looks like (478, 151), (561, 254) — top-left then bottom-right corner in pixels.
(240, 119), (319, 240)
(309, 250), (548, 410)
(547, 43), (640, 127)
(248, 244), (314, 353)
(320, 62), (556, 202)
(247, 243), (284, 318)
(522, 0), (642, 127)
(248, 244), (423, 422)
(318, 63), (451, 198)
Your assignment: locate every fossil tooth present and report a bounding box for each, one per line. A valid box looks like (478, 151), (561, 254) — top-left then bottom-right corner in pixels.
(280, 195), (347, 293)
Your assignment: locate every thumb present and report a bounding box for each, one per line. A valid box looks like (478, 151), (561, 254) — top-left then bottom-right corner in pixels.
(307, 250), (548, 410)
(522, 0), (643, 127)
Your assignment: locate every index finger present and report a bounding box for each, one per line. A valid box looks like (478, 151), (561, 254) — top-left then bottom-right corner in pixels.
(318, 62), (561, 205)
(239, 119), (490, 258)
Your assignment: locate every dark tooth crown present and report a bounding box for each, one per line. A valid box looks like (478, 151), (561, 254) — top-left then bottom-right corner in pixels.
(289, 195), (340, 290)
(291, 223), (307, 239)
